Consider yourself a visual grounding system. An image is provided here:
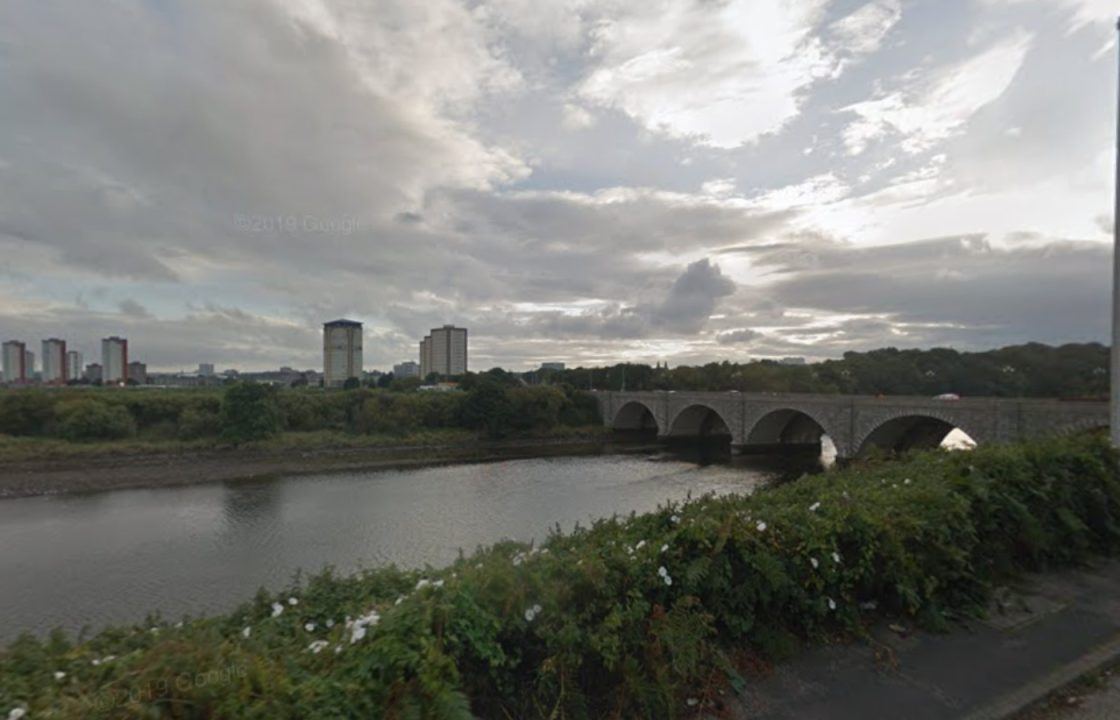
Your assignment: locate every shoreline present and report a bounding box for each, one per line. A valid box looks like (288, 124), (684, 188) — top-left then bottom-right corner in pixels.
(0, 435), (646, 500)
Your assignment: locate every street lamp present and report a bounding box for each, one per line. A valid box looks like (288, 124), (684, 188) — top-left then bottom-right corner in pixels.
(1113, 16), (1120, 447)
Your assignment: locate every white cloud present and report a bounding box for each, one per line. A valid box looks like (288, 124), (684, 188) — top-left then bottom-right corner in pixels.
(841, 31), (1033, 155)
(829, 0), (903, 56)
(579, 0), (834, 148)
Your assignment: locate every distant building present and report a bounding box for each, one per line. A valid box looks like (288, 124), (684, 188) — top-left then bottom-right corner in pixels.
(41, 338), (67, 385)
(66, 351), (83, 381)
(779, 357), (806, 366)
(323, 319), (363, 388)
(419, 325), (467, 378)
(2, 341), (26, 384)
(540, 362), (565, 371)
(85, 363), (103, 383)
(127, 361), (148, 385)
(393, 361), (421, 378)
(24, 350), (35, 379)
(101, 337), (128, 384)
(198, 363), (215, 377)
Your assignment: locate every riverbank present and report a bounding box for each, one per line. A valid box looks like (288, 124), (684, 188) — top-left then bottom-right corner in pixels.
(0, 427), (616, 499)
(2, 436), (1115, 719)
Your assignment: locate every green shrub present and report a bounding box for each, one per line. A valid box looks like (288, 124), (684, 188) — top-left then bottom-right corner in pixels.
(3, 436), (1117, 718)
(54, 400), (137, 441)
(177, 404), (220, 440)
(219, 382), (281, 444)
(0, 391), (56, 436)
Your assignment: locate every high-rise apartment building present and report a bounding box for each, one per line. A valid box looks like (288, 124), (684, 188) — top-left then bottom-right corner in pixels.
(101, 337), (128, 384)
(323, 319), (363, 388)
(66, 351), (83, 381)
(419, 325), (467, 378)
(198, 363), (215, 377)
(85, 363), (103, 383)
(41, 338), (67, 385)
(2, 341), (26, 384)
(24, 350), (35, 379)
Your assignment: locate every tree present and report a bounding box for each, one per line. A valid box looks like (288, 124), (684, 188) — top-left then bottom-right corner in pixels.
(342, 377), (361, 390)
(219, 381), (281, 444)
(460, 380), (515, 439)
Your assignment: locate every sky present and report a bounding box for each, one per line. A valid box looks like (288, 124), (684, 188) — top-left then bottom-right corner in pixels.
(0, 0), (1117, 372)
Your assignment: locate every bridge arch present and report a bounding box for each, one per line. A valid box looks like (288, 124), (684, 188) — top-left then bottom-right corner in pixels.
(746, 408), (829, 446)
(611, 400), (662, 434)
(856, 413), (981, 457)
(666, 403), (733, 439)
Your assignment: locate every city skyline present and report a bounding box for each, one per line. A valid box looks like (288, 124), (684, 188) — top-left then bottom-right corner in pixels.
(0, 1), (1116, 372)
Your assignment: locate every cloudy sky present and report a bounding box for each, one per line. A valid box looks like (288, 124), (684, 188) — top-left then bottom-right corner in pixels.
(0, 0), (1116, 372)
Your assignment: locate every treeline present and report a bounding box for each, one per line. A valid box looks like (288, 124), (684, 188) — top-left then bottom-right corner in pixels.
(537, 342), (1109, 398)
(0, 377), (600, 444)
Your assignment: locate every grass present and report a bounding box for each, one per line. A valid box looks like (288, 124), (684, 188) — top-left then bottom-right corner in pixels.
(1, 434), (1117, 719)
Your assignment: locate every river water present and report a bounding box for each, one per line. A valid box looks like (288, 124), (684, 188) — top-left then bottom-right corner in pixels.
(0, 450), (781, 643)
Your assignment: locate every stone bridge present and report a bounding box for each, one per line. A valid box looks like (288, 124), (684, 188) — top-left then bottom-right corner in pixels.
(594, 391), (1109, 459)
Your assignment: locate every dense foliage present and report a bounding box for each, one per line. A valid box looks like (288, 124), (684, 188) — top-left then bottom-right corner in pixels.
(2, 435), (1117, 718)
(0, 381), (601, 445)
(542, 342), (1109, 397)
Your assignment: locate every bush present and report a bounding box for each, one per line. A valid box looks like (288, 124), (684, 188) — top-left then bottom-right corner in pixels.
(177, 404), (220, 440)
(219, 382), (281, 444)
(0, 391), (56, 436)
(54, 400), (137, 442)
(460, 380), (515, 439)
(3, 436), (1117, 718)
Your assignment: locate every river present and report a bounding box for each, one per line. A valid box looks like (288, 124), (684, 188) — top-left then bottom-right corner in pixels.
(0, 450), (786, 643)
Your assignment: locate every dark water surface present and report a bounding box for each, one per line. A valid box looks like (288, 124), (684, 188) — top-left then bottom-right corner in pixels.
(0, 451), (777, 642)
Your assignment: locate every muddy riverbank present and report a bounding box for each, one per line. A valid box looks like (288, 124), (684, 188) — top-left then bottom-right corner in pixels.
(0, 436), (643, 499)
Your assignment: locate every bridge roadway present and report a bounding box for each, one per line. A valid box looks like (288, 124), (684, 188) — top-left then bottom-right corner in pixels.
(593, 390), (1109, 459)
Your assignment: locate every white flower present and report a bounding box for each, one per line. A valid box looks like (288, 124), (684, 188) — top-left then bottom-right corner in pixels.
(810, 557), (819, 569)
(512, 555), (523, 567)
(271, 602), (284, 618)
(635, 540), (646, 550)
(809, 502), (821, 512)
(351, 625), (367, 643)
(326, 619), (335, 628)
(832, 552), (841, 564)
(904, 478), (912, 485)
(395, 596), (405, 605)
(287, 597), (299, 606)
(828, 597), (837, 611)
(91, 658), (101, 666)
(660, 544), (669, 553)
(657, 566), (668, 578)
(102, 655), (115, 663)
(304, 623), (316, 632)
(670, 514), (681, 524)
(308, 640), (329, 654)
(415, 579), (431, 590)
(860, 600), (879, 611)
(524, 607), (537, 622)
(334, 645), (342, 654)
(540, 548), (549, 555)
(8, 709), (27, 720)
(54, 671), (66, 681)
(686, 698), (698, 707)
(432, 579), (445, 589)
(242, 626), (251, 639)
(756, 521), (767, 532)
(663, 575), (673, 586)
